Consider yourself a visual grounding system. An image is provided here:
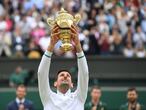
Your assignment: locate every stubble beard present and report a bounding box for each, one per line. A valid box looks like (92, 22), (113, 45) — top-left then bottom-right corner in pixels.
(60, 81), (70, 90)
(128, 99), (137, 104)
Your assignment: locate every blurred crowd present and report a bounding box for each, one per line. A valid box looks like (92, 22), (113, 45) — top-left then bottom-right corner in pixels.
(0, 0), (146, 58)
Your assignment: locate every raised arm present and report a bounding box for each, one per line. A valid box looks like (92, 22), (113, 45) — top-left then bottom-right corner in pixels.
(71, 25), (89, 103)
(37, 24), (60, 106)
(76, 45), (89, 103)
(37, 50), (52, 106)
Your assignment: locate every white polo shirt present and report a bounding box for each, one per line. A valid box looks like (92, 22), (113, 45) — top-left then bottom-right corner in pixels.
(38, 51), (89, 110)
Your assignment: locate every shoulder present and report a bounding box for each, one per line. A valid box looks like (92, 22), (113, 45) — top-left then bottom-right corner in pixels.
(120, 103), (128, 110)
(9, 74), (15, 79)
(7, 100), (16, 107)
(100, 101), (107, 107)
(25, 99), (34, 105)
(100, 101), (106, 105)
(22, 70), (28, 74)
(84, 102), (92, 109)
(138, 102), (146, 110)
(71, 91), (78, 97)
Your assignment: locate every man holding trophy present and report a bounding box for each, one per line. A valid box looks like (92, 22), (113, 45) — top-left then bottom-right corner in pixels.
(37, 8), (89, 110)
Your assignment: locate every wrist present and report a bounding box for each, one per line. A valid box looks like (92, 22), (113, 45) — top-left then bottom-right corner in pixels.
(47, 44), (54, 52)
(75, 43), (82, 53)
(44, 50), (53, 58)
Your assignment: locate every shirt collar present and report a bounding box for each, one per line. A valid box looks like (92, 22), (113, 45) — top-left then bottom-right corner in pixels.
(91, 101), (102, 106)
(57, 89), (71, 96)
(16, 97), (25, 104)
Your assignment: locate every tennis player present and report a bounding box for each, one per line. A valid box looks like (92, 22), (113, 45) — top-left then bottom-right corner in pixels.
(37, 24), (89, 110)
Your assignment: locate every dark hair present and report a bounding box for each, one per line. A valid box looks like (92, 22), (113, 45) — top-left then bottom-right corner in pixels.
(56, 70), (72, 81)
(16, 84), (26, 90)
(57, 69), (71, 76)
(127, 87), (137, 94)
(91, 86), (101, 92)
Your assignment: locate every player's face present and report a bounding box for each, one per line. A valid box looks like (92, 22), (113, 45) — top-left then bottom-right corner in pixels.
(91, 89), (101, 100)
(56, 71), (73, 89)
(16, 87), (26, 99)
(127, 91), (137, 103)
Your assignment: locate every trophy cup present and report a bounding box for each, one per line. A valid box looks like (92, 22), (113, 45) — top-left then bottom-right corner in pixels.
(47, 8), (81, 52)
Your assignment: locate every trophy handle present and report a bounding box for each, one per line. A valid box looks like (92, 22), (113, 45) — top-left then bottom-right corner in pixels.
(47, 18), (55, 27)
(74, 14), (81, 24)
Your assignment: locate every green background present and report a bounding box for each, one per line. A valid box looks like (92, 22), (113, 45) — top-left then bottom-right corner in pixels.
(0, 88), (145, 110)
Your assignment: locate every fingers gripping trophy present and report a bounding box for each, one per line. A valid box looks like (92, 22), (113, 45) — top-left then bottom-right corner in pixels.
(47, 3), (81, 52)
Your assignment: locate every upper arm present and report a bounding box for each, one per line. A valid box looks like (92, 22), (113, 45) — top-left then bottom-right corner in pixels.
(6, 103), (12, 110)
(76, 52), (89, 103)
(37, 54), (52, 105)
(29, 101), (35, 110)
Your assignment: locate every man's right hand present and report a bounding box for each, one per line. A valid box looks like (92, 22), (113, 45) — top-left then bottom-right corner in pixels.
(47, 24), (60, 52)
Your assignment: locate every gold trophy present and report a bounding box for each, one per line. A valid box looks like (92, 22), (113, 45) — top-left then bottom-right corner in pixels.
(47, 8), (81, 52)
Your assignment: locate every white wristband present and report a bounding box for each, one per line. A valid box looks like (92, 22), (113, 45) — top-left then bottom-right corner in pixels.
(76, 51), (84, 59)
(44, 51), (53, 58)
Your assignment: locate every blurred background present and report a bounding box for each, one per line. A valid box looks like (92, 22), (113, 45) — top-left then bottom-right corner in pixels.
(0, 0), (146, 110)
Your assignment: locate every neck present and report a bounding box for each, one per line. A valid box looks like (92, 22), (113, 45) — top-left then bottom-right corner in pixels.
(92, 99), (100, 105)
(17, 97), (23, 100)
(58, 88), (69, 94)
(58, 83), (70, 94)
(16, 97), (25, 102)
(129, 101), (137, 104)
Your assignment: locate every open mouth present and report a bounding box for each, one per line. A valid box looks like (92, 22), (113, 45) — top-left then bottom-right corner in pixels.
(60, 80), (69, 88)
(61, 80), (69, 84)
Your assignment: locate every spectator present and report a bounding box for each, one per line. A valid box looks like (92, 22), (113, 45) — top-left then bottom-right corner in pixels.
(0, 0), (146, 58)
(123, 42), (135, 58)
(82, 29), (100, 55)
(135, 43), (146, 58)
(12, 25), (25, 58)
(0, 4), (5, 16)
(122, 27), (134, 47)
(9, 66), (34, 87)
(141, 16), (146, 34)
(85, 8), (97, 30)
(120, 87), (145, 110)
(38, 33), (51, 52)
(6, 84), (35, 110)
(116, 6), (129, 36)
(110, 28), (123, 55)
(131, 14), (141, 33)
(26, 40), (42, 59)
(85, 86), (107, 110)
(98, 32), (111, 55)
(0, 29), (12, 57)
(133, 26), (146, 49)
(106, 9), (116, 31)
(81, 30), (90, 54)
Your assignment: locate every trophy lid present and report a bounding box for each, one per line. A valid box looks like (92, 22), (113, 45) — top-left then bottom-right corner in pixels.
(59, 8), (67, 14)
(56, 8), (74, 28)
